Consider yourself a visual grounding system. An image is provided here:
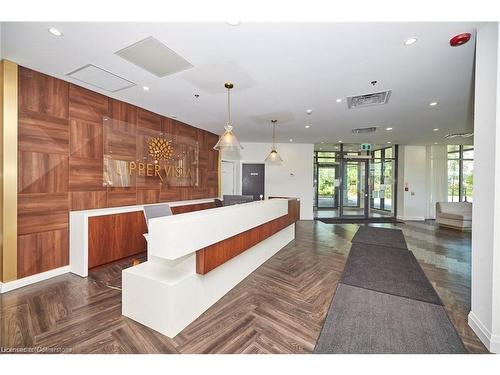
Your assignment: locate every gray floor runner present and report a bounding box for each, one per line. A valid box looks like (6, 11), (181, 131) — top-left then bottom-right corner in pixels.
(314, 284), (466, 354)
(340, 243), (442, 305)
(351, 226), (408, 249)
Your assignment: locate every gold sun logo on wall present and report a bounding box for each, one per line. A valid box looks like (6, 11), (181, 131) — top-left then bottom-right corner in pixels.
(148, 137), (174, 161)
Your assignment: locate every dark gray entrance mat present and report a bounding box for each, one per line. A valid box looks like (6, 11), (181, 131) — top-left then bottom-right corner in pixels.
(351, 226), (408, 249)
(341, 244), (442, 305)
(314, 284), (466, 354)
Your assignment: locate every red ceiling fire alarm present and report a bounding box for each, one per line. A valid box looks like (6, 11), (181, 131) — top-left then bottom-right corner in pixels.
(450, 33), (471, 47)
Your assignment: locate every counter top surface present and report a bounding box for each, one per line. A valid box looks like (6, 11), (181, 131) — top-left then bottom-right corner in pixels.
(148, 199), (289, 260)
(69, 197), (218, 217)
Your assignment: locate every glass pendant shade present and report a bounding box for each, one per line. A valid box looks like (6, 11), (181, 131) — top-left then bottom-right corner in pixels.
(213, 82), (243, 151)
(265, 148), (283, 163)
(265, 119), (283, 164)
(213, 124), (242, 150)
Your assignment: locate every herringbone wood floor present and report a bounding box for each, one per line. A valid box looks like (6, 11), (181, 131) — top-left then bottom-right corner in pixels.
(0, 221), (488, 353)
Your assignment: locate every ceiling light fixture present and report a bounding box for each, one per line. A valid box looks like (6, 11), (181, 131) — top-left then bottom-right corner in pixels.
(143, 86), (150, 91)
(387, 141), (392, 144)
(48, 27), (63, 37)
(265, 120), (283, 164)
(386, 127), (393, 131)
(214, 82), (242, 151)
(429, 101), (438, 107)
(433, 128), (439, 131)
(336, 98), (342, 103)
(338, 140), (343, 143)
(404, 37), (418, 46)
(289, 139), (293, 142)
(306, 109), (313, 115)
(305, 125), (310, 129)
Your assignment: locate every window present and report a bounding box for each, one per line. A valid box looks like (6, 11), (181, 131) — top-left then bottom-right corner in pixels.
(370, 146), (395, 213)
(447, 145), (473, 202)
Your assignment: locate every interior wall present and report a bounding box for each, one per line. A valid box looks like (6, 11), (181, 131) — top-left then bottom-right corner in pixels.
(16, 66), (219, 280)
(222, 142), (314, 220)
(397, 145), (427, 221)
(469, 22), (500, 353)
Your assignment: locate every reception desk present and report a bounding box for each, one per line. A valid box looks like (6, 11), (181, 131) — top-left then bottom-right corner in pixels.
(69, 198), (216, 277)
(122, 198), (299, 338)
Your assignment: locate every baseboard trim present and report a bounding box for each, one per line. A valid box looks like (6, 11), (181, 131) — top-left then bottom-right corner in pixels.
(468, 311), (500, 353)
(396, 216), (425, 221)
(0, 266), (70, 294)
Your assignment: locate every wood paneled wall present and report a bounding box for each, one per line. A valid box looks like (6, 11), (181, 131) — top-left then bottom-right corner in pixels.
(17, 66), (219, 279)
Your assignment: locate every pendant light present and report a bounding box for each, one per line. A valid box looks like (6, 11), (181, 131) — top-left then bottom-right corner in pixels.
(265, 119), (283, 164)
(213, 82), (243, 150)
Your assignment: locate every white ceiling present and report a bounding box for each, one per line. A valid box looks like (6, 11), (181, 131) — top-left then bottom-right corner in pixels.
(1, 22), (479, 145)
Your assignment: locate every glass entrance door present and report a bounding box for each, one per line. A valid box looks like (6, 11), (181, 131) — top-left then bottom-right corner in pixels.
(317, 165), (339, 209)
(340, 159), (369, 217)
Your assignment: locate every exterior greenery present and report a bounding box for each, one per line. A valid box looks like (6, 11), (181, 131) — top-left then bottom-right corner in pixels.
(447, 145), (473, 202)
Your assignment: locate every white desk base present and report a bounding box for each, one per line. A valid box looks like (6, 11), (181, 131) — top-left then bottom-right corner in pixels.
(122, 224), (295, 338)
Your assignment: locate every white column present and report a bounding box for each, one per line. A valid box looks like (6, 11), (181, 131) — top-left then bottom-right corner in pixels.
(397, 145), (427, 221)
(428, 145), (448, 219)
(468, 22), (500, 353)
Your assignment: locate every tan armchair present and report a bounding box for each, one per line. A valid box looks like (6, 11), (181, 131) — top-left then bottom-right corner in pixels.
(436, 202), (472, 230)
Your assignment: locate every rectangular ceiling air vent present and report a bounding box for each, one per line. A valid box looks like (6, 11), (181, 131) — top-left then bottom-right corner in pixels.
(66, 64), (136, 92)
(115, 36), (193, 77)
(443, 132), (474, 139)
(352, 126), (378, 134)
(347, 90), (392, 109)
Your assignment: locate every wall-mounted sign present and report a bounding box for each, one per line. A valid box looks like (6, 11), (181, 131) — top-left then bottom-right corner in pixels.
(103, 117), (199, 188)
(360, 143), (372, 151)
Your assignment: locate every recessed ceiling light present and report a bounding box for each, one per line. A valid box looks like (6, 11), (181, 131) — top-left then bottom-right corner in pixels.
(429, 101), (438, 106)
(433, 128), (439, 131)
(336, 98), (342, 103)
(306, 109), (313, 115)
(387, 141), (392, 144)
(143, 86), (150, 91)
(338, 140), (343, 143)
(289, 138), (293, 142)
(321, 141), (325, 144)
(305, 125), (310, 129)
(404, 37), (418, 46)
(434, 142), (439, 145)
(48, 27), (63, 37)
(226, 21), (241, 26)
(386, 127), (393, 131)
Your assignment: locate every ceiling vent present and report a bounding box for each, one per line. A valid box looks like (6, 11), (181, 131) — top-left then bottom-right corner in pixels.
(352, 126), (378, 134)
(443, 132), (474, 139)
(347, 90), (392, 109)
(115, 36), (193, 77)
(66, 64), (136, 92)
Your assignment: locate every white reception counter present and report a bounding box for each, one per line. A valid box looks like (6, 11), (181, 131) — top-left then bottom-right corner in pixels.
(122, 198), (296, 338)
